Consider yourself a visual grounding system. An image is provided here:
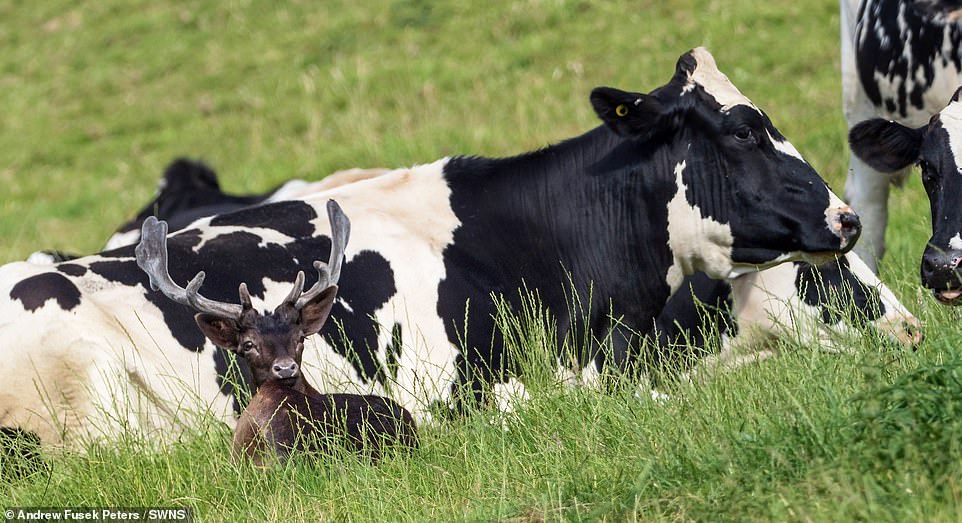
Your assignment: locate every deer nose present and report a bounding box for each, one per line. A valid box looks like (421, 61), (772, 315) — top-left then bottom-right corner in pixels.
(271, 359), (299, 380)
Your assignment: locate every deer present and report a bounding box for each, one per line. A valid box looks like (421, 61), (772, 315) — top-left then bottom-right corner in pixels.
(135, 200), (418, 465)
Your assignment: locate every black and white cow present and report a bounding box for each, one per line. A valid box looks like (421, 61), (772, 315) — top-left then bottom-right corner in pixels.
(101, 160), (390, 251)
(842, 0), (962, 272)
(65, 159), (920, 383)
(0, 48), (860, 445)
(26, 159), (386, 264)
(652, 253), (920, 380)
(849, 87), (962, 303)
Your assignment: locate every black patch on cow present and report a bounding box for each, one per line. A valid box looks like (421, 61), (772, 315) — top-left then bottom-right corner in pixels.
(650, 272), (734, 377)
(57, 263), (87, 277)
(88, 260), (146, 287)
(10, 273), (82, 312)
(0, 427), (48, 480)
(437, 126), (676, 408)
(212, 346), (254, 415)
(384, 323), (403, 382)
(210, 201), (317, 239)
(86, 255), (206, 352)
(856, 0), (962, 117)
(795, 258), (886, 326)
(320, 250), (397, 385)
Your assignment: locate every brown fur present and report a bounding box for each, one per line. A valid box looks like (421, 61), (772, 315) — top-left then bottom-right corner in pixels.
(232, 381), (418, 465)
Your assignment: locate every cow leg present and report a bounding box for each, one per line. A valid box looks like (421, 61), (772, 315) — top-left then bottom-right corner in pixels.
(844, 154), (896, 273)
(840, 0), (892, 274)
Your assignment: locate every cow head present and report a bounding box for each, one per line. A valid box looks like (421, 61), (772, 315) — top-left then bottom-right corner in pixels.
(590, 48), (859, 286)
(105, 159), (222, 250)
(135, 200), (349, 390)
(849, 86), (962, 304)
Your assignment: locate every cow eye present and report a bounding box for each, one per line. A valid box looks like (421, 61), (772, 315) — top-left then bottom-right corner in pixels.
(733, 126), (755, 144)
(241, 340), (255, 352)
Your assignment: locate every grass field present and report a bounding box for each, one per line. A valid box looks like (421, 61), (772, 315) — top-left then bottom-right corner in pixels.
(3, 0), (961, 521)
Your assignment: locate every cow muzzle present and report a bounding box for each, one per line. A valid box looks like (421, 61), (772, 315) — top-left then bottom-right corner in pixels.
(873, 314), (924, 350)
(826, 206), (861, 250)
(921, 246), (962, 305)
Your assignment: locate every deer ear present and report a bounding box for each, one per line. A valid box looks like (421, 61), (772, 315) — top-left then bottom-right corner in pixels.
(194, 313), (240, 350)
(300, 286), (338, 336)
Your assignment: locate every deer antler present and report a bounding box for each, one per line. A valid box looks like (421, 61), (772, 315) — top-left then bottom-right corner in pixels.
(294, 200), (351, 309)
(135, 216), (246, 318)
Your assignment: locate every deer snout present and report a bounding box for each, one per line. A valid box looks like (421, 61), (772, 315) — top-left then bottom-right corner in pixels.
(271, 358), (300, 380)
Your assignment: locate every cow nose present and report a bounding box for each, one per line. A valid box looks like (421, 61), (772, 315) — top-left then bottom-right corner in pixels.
(838, 211), (860, 237)
(827, 206), (861, 248)
(272, 359), (299, 380)
(920, 248), (962, 291)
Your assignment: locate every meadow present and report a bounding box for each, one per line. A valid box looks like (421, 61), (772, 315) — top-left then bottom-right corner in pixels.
(3, 0), (961, 520)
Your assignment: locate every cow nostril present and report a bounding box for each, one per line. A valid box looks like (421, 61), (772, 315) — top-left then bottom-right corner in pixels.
(838, 212), (860, 234)
(921, 256), (937, 278)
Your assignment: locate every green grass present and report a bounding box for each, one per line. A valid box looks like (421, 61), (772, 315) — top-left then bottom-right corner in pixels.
(3, 0), (961, 521)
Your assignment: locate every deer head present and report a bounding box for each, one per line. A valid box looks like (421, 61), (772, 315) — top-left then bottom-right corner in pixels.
(135, 200), (351, 391)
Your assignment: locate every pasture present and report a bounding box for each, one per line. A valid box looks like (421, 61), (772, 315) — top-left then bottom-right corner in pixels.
(1, 0), (960, 520)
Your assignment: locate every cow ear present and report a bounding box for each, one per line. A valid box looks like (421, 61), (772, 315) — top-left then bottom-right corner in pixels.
(300, 286), (338, 336)
(590, 87), (667, 139)
(848, 118), (924, 173)
(194, 313), (240, 350)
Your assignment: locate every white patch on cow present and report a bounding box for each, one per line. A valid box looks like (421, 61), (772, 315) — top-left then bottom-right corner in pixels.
(767, 131), (805, 161)
(336, 296), (354, 314)
(950, 233), (962, 251)
(940, 101), (962, 179)
(26, 252), (58, 265)
(296, 158), (463, 419)
(687, 47), (757, 112)
(103, 229), (143, 251)
(492, 378), (530, 414)
(264, 179), (311, 202)
(262, 169), (392, 202)
(665, 161), (734, 292)
(823, 189), (856, 250)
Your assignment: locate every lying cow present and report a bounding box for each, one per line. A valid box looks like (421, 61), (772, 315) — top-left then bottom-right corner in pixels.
(101, 161), (917, 375)
(841, 0), (962, 272)
(653, 253), (921, 380)
(26, 158), (388, 264)
(0, 48), (859, 446)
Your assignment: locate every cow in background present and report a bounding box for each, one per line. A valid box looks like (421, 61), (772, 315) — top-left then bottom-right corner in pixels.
(25, 159), (388, 263)
(841, 0), (962, 272)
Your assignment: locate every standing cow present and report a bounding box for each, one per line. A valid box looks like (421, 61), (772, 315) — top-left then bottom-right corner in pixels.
(0, 48), (859, 446)
(849, 87), (962, 303)
(841, 0), (962, 272)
